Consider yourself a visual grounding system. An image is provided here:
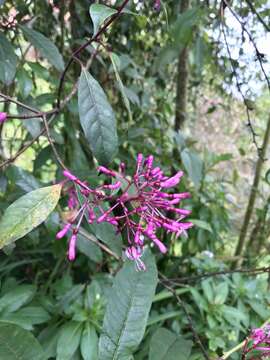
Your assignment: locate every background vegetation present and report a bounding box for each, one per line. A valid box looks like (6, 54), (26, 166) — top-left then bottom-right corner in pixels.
(0, 0), (270, 359)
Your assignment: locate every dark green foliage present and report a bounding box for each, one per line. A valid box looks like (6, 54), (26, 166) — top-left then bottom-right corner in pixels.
(0, 1), (270, 359)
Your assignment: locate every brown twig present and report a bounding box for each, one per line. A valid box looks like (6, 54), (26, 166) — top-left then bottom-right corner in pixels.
(159, 272), (210, 360)
(0, 92), (40, 114)
(245, 0), (270, 33)
(41, 114), (67, 170)
(0, 1), (129, 170)
(0, 82), (77, 170)
(78, 227), (121, 261)
(161, 265), (270, 285)
(222, 0), (270, 92)
(56, 0), (130, 108)
(221, 24), (261, 157)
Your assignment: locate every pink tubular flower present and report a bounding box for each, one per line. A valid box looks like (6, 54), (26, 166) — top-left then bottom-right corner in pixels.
(0, 112), (7, 124)
(242, 324), (270, 359)
(96, 154), (193, 269)
(57, 155), (192, 268)
(56, 223), (72, 239)
(68, 233), (77, 261)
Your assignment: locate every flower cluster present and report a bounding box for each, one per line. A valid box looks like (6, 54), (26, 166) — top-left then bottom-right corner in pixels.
(57, 154), (192, 269)
(242, 324), (270, 359)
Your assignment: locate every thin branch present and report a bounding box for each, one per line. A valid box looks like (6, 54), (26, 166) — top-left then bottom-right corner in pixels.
(41, 114), (67, 170)
(221, 24), (261, 156)
(245, 0), (270, 33)
(0, 114), (56, 169)
(0, 81), (77, 170)
(0, 92), (40, 114)
(159, 273), (210, 360)
(56, 0), (130, 108)
(7, 113), (43, 120)
(223, 0), (270, 92)
(234, 113), (270, 266)
(78, 227), (121, 261)
(161, 265), (270, 285)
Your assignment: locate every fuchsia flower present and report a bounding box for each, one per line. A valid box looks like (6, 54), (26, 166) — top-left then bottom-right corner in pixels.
(57, 155), (192, 269)
(0, 112), (7, 124)
(242, 324), (270, 359)
(153, 0), (161, 11)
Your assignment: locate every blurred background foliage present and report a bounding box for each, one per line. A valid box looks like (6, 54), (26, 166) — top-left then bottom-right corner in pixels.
(0, 0), (270, 359)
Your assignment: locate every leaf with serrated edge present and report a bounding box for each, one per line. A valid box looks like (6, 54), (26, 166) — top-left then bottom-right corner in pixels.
(149, 328), (192, 360)
(98, 250), (157, 360)
(0, 184), (62, 248)
(0, 321), (45, 360)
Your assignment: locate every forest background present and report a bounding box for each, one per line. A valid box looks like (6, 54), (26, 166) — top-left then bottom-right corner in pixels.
(0, 0), (270, 359)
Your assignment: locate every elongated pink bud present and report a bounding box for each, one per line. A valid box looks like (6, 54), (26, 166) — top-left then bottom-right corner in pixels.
(68, 233), (77, 261)
(172, 208), (192, 215)
(106, 217), (118, 226)
(63, 170), (77, 181)
(97, 212), (108, 223)
(173, 192), (190, 199)
(0, 112), (7, 124)
(88, 208), (96, 223)
(151, 235), (167, 253)
(179, 222), (193, 230)
(145, 155), (154, 175)
(56, 223), (72, 239)
(160, 171), (183, 188)
(98, 166), (116, 177)
(103, 181), (121, 190)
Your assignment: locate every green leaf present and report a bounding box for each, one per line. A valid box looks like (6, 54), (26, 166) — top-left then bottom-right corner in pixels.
(98, 250), (158, 360)
(222, 305), (247, 325)
(147, 310), (181, 326)
(0, 32), (17, 85)
(214, 282), (229, 305)
(91, 220), (123, 256)
(38, 324), (60, 359)
(56, 321), (83, 360)
(19, 25), (64, 71)
(189, 219), (212, 233)
(1, 306), (50, 328)
(110, 53), (133, 123)
(0, 184), (62, 249)
(80, 322), (98, 360)
(78, 68), (118, 165)
(89, 4), (117, 36)
(17, 68), (33, 98)
(181, 148), (203, 189)
(0, 285), (36, 313)
(0, 321), (45, 360)
(201, 279), (214, 303)
(171, 8), (201, 46)
(153, 288), (190, 302)
(77, 232), (103, 263)
(6, 165), (41, 193)
(149, 328), (192, 360)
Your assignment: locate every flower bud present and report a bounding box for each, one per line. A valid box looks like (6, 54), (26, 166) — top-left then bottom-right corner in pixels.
(0, 112), (7, 124)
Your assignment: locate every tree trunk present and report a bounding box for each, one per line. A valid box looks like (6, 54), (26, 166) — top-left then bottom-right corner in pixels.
(233, 113), (270, 267)
(174, 0), (190, 131)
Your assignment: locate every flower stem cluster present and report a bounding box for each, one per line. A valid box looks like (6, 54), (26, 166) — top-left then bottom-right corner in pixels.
(242, 324), (270, 359)
(57, 154), (192, 269)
